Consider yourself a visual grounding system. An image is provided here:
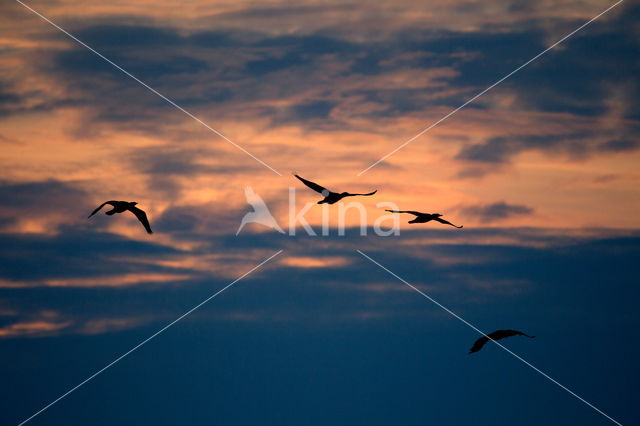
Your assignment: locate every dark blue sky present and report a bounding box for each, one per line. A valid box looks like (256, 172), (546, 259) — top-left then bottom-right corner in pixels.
(1, 230), (639, 425)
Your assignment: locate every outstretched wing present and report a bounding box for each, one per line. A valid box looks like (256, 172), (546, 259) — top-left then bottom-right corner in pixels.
(129, 206), (153, 234)
(294, 174), (328, 194)
(489, 329), (535, 340)
(470, 329), (535, 354)
(385, 209), (422, 216)
(88, 201), (116, 218)
(469, 336), (490, 353)
(433, 217), (463, 228)
(345, 190), (377, 197)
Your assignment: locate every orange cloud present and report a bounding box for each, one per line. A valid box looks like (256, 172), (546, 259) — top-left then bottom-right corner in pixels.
(280, 256), (350, 268)
(0, 320), (72, 338)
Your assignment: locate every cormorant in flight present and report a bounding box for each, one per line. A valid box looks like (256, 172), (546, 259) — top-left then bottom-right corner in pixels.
(88, 201), (153, 234)
(469, 329), (535, 354)
(294, 174), (377, 204)
(385, 210), (463, 228)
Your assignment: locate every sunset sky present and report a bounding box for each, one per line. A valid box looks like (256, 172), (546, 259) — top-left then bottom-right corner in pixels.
(0, 0), (638, 425)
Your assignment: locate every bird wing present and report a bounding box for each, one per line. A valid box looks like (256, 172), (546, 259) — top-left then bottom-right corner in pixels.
(385, 210), (422, 216)
(469, 336), (490, 354)
(489, 329), (535, 340)
(470, 330), (535, 354)
(433, 217), (463, 228)
(345, 190), (377, 197)
(129, 206), (153, 234)
(294, 174), (328, 194)
(88, 201), (116, 218)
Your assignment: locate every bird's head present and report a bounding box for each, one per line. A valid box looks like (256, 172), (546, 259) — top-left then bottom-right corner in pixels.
(433, 213), (442, 217)
(130, 202), (138, 206)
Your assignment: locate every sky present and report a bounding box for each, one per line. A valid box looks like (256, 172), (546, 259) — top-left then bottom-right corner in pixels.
(0, 0), (639, 425)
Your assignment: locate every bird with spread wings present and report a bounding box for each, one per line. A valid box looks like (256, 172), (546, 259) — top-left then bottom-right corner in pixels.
(88, 200), (153, 234)
(294, 174), (377, 204)
(385, 209), (463, 228)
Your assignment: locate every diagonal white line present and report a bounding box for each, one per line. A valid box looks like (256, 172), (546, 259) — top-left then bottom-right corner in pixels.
(14, 0), (283, 176)
(17, 250), (283, 426)
(357, 0), (624, 176)
(356, 249), (623, 426)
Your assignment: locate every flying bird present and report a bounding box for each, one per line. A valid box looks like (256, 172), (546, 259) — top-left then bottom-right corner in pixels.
(469, 329), (535, 354)
(294, 174), (377, 204)
(385, 210), (463, 228)
(88, 201), (153, 234)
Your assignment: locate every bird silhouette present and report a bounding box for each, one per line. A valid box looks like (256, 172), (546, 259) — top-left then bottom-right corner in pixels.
(385, 210), (463, 228)
(294, 174), (377, 204)
(469, 329), (535, 354)
(236, 187), (285, 235)
(88, 201), (153, 234)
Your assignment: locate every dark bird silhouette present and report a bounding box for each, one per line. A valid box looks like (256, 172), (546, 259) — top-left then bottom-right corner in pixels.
(385, 210), (463, 228)
(469, 329), (535, 354)
(294, 174), (377, 204)
(88, 201), (153, 234)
